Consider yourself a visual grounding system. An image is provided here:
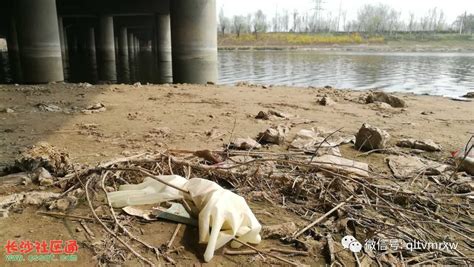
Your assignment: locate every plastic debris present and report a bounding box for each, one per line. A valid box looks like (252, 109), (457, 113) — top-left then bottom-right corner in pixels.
(108, 175), (262, 262)
(108, 176), (188, 208)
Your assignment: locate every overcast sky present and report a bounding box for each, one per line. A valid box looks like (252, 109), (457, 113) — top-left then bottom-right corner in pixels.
(216, 0), (473, 23)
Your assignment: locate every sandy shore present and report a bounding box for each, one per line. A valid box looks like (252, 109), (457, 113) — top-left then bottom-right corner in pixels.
(0, 83), (473, 266)
(0, 83), (472, 168)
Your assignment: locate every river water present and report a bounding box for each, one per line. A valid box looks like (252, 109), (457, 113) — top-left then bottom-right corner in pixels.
(219, 50), (474, 97)
(1, 50), (473, 97)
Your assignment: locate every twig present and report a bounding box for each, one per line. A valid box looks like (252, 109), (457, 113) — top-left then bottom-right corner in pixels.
(224, 248), (308, 256)
(84, 177), (156, 266)
(293, 196), (354, 238)
(167, 224), (182, 249)
(100, 171), (163, 261)
(231, 238), (299, 266)
(36, 211), (112, 222)
(80, 220), (96, 239)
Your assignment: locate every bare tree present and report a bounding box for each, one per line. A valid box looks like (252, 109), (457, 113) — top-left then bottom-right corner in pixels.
(356, 3), (400, 34)
(232, 15), (246, 37)
(280, 10), (290, 32)
(292, 10), (299, 32)
(408, 13), (416, 33)
(454, 12), (473, 34)
(218, 7), (230, 36)
(272, 8), (280, 32)
(252, 10), (267, 38)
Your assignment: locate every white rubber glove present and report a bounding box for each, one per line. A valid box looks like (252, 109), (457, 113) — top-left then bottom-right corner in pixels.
(108, 175), (188, 208)
(185, 178), (262, 262)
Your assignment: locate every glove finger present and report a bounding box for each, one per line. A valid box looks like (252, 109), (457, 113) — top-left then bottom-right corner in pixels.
(204, 214), (225, 262)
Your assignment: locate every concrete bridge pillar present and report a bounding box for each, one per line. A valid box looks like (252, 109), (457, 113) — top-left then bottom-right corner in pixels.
(58, 17), (67, 69)
(16, 0), (64, 83)
(6, 17), (23, 83)
(97, 15), (116, 82)
(128, 32), (136, 82)
(118, 27), (130, 83)
(86, 27), (98, 82)
(155, 14), (172, 83)
(135, 37), (140, 54)
(170, 0), (217, 84)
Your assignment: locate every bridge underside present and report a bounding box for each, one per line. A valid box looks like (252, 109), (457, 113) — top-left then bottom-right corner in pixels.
(0, 0), (217, 84)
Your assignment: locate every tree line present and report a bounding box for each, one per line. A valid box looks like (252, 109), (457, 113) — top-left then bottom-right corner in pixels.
(218, 3), (474, 37)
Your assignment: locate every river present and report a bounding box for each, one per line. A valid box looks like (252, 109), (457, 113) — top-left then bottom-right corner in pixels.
(219, 50), (474, 97)
(1, 50), (473, 98)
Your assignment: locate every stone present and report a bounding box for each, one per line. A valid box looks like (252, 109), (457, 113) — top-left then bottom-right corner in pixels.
(255, 110), (291, 120)
(290, 129), (341, 156)
(396, 139), (442, 152)
(268, 110), (291, 119)
(78, 82), (93, 88)
(48, 196), (77, 211)
(366, 92), (407, 108)
(230, 137), (262, 150)
(454, 145), (474, 175)
(373, 102), (393, 110)
(3, 108), (14, 113)
(32, 167), (54, 182)
(82, 103), (106, 114)
(318, 96), (335, 106)
(257, 125), (289, 145)
(262, 222), (298, 239)
(421, 111), (434, 115)
(355, 123), (390, 151)
(15, 142), (71, 176)
(462, 92), (474, 98)
(36, 103), (62, 112)
(255, 111), (270, 120)
(386, 155), (449, 179)
(133, 82), (142, 87)
(23, 191), (60, 205)
(312, 155), (369, 177)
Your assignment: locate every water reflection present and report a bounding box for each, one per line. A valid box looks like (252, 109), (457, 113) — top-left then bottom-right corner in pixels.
(219, 51), (474, 97)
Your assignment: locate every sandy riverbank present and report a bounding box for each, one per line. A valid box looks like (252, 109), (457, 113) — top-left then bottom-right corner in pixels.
(0, 83), (473, 266)
(0, 83), (472, 167)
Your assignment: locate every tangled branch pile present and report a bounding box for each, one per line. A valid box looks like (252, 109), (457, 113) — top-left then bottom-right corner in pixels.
(62, 143), (473, 266)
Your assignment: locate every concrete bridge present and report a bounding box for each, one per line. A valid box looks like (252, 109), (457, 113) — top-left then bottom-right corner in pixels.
(0, 0), (217, 84)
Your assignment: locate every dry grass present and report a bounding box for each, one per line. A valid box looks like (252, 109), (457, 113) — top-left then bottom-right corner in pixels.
(219, 33), (384, 46)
